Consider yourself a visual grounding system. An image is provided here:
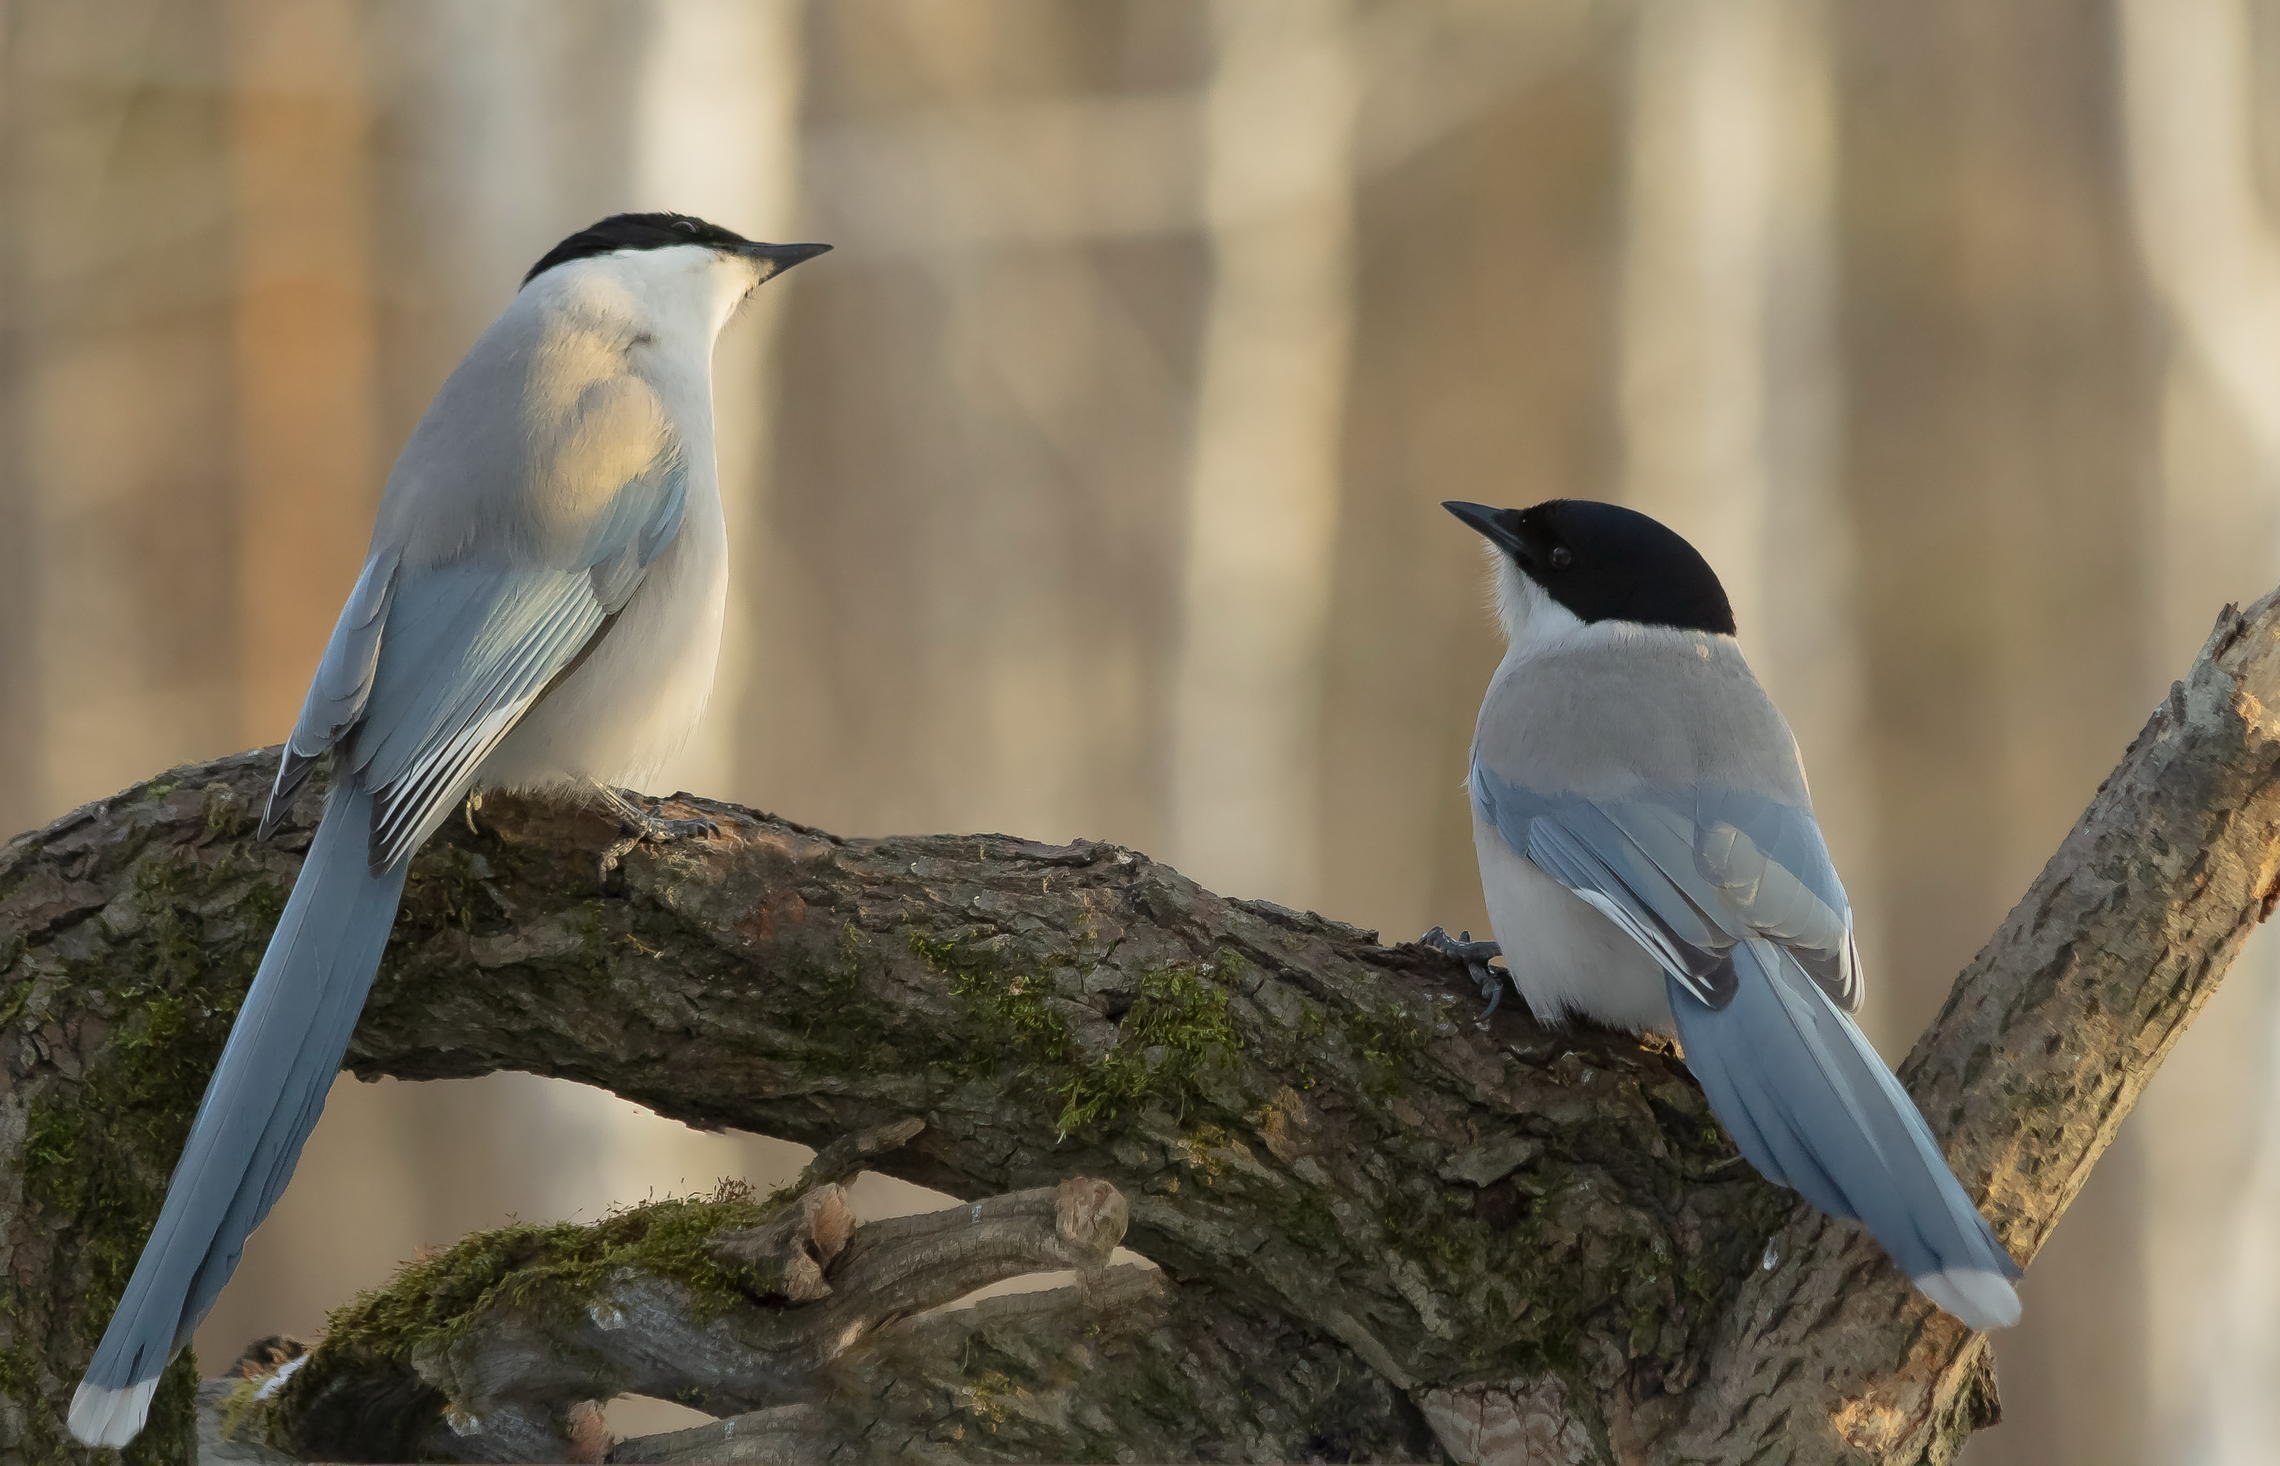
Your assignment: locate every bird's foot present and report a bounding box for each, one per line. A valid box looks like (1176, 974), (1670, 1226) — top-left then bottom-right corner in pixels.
(1421, 926), (1508, 1019)
(462, 789), (485, 836)
(595, 785), (720, 881)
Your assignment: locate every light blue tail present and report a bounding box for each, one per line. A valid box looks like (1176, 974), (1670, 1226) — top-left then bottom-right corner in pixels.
(1672, 940), (2022, 1330)
(70, 783), (408, 1445)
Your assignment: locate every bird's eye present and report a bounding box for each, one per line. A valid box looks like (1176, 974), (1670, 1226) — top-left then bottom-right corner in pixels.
(673, 219), (698, 234)
(1548, 546), (1574, 569)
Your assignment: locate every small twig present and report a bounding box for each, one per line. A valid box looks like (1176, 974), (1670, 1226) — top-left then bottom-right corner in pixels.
(791, 1116), (926, 1191)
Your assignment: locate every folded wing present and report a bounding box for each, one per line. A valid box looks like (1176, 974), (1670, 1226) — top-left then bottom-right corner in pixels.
(1472, 765), (2019, 1328)
(260, 444), (687, 863)
(1475, 775), (1858, 1009)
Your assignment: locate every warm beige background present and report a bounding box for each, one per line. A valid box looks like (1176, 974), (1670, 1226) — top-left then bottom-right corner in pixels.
(5, 2), (2279, 1460)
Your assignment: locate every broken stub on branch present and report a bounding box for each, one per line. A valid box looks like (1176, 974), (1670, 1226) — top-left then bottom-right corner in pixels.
(210, 1146), (1149, 1464)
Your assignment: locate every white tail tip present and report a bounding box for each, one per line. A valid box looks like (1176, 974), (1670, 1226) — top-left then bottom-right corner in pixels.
(1916, 1266), (2023, 1331)
(69, 1376), (160, 1448)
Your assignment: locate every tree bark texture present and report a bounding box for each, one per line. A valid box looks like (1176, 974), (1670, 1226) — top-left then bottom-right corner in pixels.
(8, 592), (2280, 1463)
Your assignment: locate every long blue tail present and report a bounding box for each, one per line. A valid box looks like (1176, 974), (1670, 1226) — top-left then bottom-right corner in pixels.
(1671, 939), (2022, 1329)
(70, 783), (408, 1446)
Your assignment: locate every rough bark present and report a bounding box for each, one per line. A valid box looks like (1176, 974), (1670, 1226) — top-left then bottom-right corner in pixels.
(9, 592), (2280, 1463)
(238, 1166), (1150, 1462)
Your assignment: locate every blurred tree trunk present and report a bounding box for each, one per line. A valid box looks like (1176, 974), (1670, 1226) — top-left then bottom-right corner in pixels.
(196, 0), (386, 1368)
(1613, 0), (1884, 1013)
(0, 1), (241, 840)
(1324, 6), (1617, 944)
(2119, 0), (2280, 1456)
(1166, 0), (1359, 910)
(767, 3), (1209, 849)
(1837, 5), (2158, 1463)
(225, 0), (378, 745)
(635, 0), (808, 808)
(0, 0), (36, 839)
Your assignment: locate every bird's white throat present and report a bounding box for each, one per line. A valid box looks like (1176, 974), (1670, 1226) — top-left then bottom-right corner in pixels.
(531, 241), (760, 352)
(1489, 551), (1589, 655)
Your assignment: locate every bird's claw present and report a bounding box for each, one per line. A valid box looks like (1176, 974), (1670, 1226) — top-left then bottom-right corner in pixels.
(596, 787), (719, 881)
(1421, 925), (1508, 1019)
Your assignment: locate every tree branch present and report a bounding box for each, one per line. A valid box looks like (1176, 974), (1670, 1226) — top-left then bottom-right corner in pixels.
(1657, 598), (2280, 1462)
(10, 590), (2280, 1463)
(214, 1167), (1141, 1462)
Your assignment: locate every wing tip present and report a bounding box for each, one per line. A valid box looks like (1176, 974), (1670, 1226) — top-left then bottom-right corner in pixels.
(1915, 1265), (2023, 1331)
(69, 1375), (160, 1448)
(263, 750), (316, 839)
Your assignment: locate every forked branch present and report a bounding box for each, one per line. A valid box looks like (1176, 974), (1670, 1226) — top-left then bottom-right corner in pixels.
(10, 591), (2280, 1463)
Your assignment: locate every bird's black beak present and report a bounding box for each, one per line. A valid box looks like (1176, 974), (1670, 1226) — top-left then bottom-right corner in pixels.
(742, 240), (832, 274)
(1443, 500), (1527, 557)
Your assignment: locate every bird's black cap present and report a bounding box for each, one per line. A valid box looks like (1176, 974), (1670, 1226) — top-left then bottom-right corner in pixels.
(523, 212), (830, 286)
(1443, 498), (1736, 635)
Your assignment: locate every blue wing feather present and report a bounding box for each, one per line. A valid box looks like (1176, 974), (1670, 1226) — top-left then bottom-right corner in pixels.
(1473, 769), (1857, 1009)
(263, 546), (401, 835)
(347, 564), (608, 866)
(1471, 762), (2017, 1326)
(263, 452), (689, 869)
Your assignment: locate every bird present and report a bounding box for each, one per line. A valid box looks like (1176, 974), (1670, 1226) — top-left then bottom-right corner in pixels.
(1434, 497), (2022, 1331)
(69, 212), (828, 1447)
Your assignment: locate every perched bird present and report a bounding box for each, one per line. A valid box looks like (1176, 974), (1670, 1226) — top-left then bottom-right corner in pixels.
(70, 213), (828, 1446)
(1436, 498), (2021, 1331)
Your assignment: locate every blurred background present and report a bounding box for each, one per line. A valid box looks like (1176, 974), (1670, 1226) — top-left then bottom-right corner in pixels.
(2, 0), (2275, 1458)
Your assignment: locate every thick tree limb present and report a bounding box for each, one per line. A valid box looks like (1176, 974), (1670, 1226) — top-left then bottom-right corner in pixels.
(1655, 599), (2280, 1463)
(9, 591), (2280, 1464)
(208, 1170), (1145, 1462)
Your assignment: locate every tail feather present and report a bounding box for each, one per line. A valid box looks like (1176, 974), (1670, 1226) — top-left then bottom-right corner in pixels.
(1672, 939), (2022, 1330)
(70, 783), (407, 1446)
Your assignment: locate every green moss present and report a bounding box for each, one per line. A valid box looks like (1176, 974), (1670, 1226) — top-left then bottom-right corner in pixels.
(745, 924), (901, 1077)
(909, 932), (1073, 1077)
(315, 1183), (772, 1370)
(35, 913), (253, 1313)
(1345, 1001), (1426, 1101)
(905, 935), (1246, 1140)
(570, 901), (617, 981)
(1054, 962), (1239, 1136)
(399, 843), (495, 933)
(200, 785), (249, 839)
(1268, 1183), (1345, 1255)
(22, 1097), (82, 1212)
(216, 1372), (266, 1440)
(1288, 1002), (1328, 1089)
(1174, 1122), (1236, 1185)
(0, 974), (38, 1034)
(1374, 1150), (1771, 1386)
(27, 997), (238, 1319)
(127, 1364), (201, 1465)
(2, 801), (305, 1454)
(1380, 1172), (1494, 1286)
(18, 843), (274, 1451)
